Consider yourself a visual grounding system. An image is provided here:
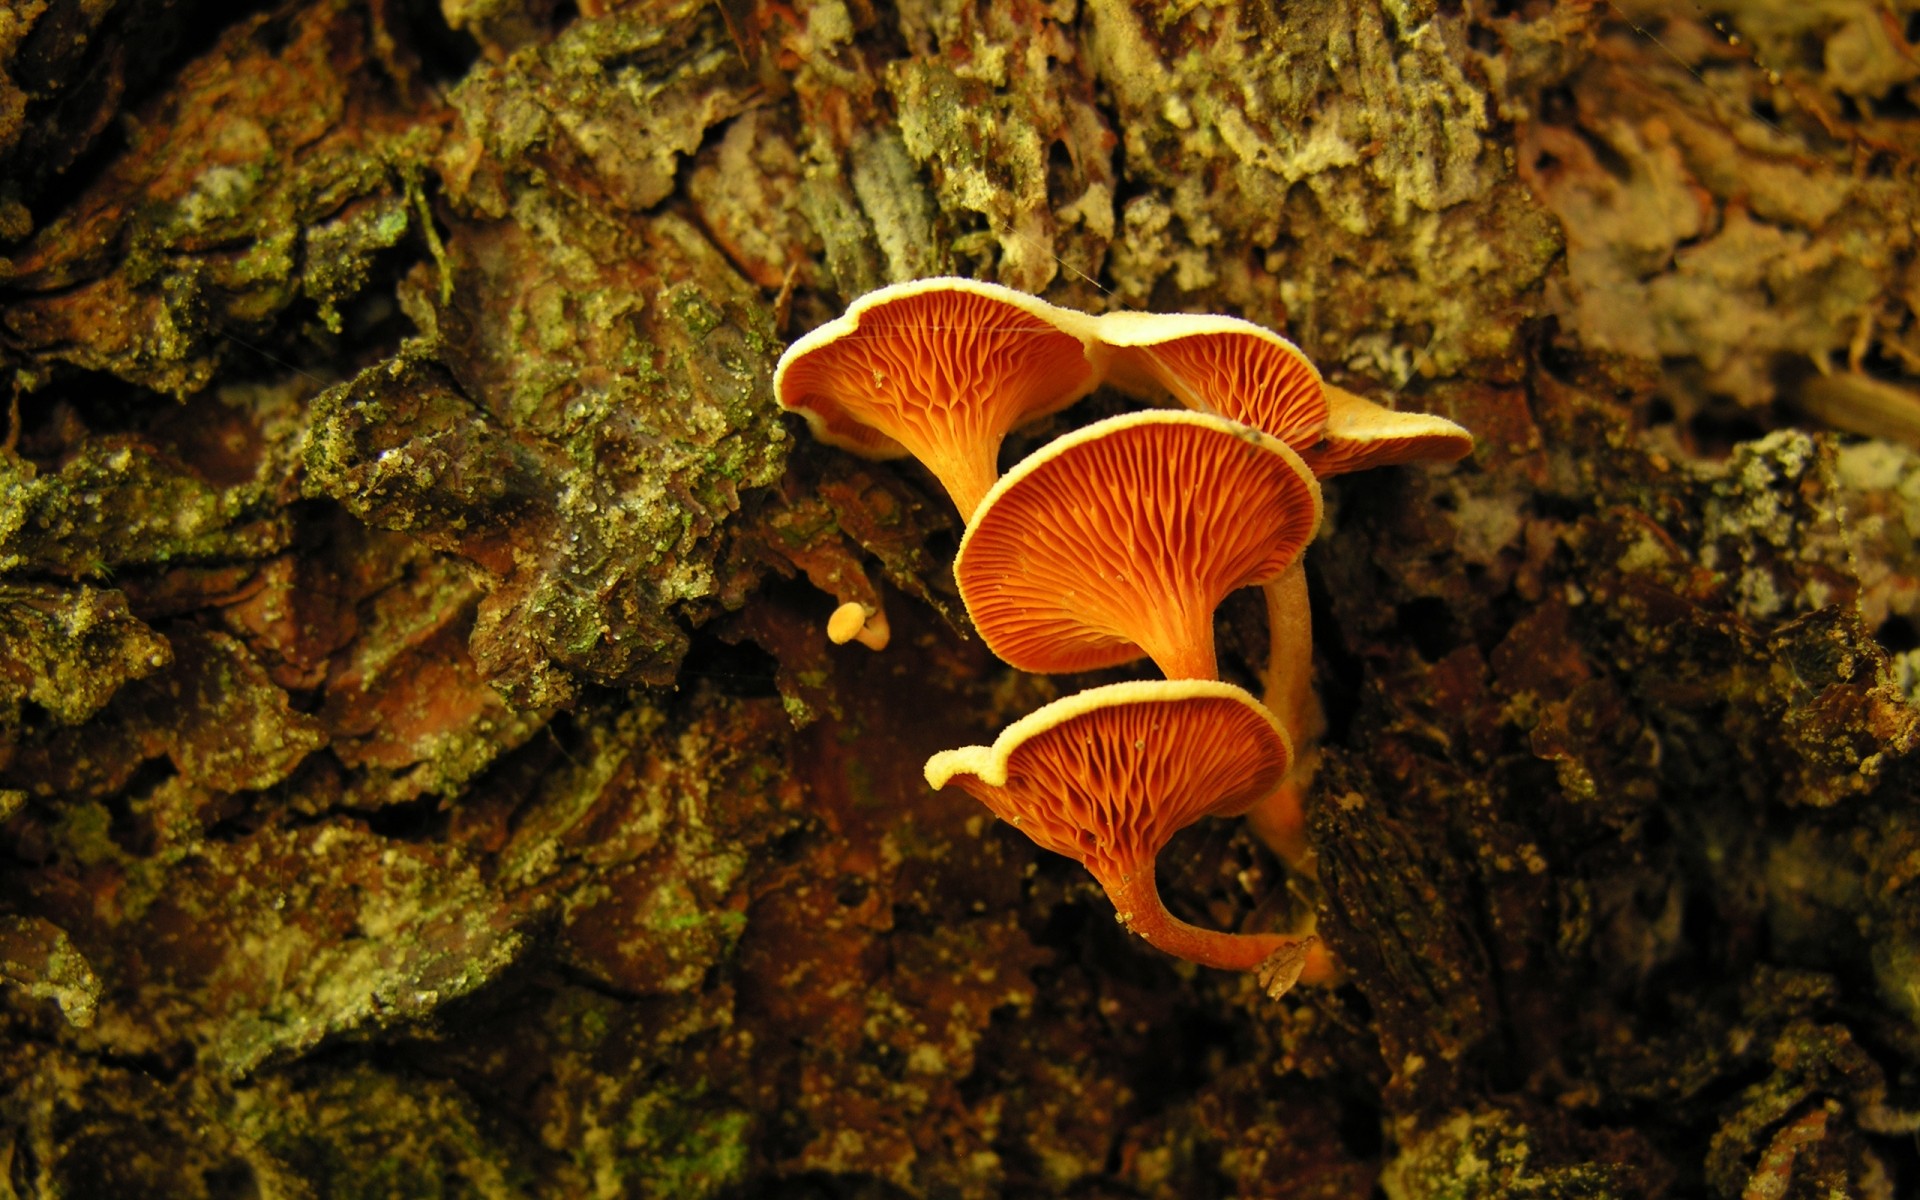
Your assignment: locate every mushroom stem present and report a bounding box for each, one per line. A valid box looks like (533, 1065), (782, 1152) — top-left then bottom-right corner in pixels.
(1248, 564), (1325, 871)
(852, 606), (891, 650)
(1259, 563), (1320, 741)
(1095, 857), (1312, 973)
(1138, 602), (1220, 681)
(1244, 771), (1315, 868)
(931, 450), (1004, 524)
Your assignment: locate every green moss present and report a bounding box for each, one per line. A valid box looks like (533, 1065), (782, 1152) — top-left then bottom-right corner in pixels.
(844, 755), (881, 811)
(51, 802), (117, 869)
(0, 584), (172, 724)
(0, 443), (291, 578)
(618, 1089), (754, 1200)
(5, 4), (439, 397)
(666, 285), (725, 339)
(1382, 1109), (1638, 1200)
(303, 193), (413, 333)
(236, 1064), (528, 1199)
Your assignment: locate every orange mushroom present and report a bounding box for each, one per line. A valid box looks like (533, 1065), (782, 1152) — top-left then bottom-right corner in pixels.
(1093, 311), (1329, 452)
(826, 600), (890, 651)
(773, 278), (1101, 520)
(953, 411), (1321, 681)
(925, 679), (1325, 989)
(1300, 383), (1473, 476)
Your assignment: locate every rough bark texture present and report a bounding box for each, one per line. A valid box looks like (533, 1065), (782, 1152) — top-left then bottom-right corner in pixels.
(4, 0), (1920, 1196)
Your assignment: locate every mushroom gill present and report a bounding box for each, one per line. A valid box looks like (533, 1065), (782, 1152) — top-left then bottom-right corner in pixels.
(953, 411), (1321, 681)
(774, 277), (1101, 520)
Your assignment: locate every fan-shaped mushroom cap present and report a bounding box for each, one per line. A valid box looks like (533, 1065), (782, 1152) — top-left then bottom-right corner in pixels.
(954, 410), (1321, 681)
(773, 278), (1101, 519)
(926, 679), (1309, 974)
(1300, 383), (1473, 476)
(1094, 311), (1328, 453)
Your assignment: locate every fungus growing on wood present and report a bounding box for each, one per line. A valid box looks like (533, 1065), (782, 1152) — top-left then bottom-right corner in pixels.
(1093, 311), (1329, 452)
(773, 278), (1101, 519)
(826, 600), (890, 650)
(953, 411), (1321, 681)
(1300, 383), (1474, 476)
(925, 679), (1323, 989)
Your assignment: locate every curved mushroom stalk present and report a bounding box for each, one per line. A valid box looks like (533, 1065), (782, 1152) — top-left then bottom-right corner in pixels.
(1096, 856), (1310, 974)
(1098, 854), (1339, 996)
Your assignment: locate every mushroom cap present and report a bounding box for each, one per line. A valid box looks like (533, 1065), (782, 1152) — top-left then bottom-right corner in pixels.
(925, 679), (1291, 877)
(1094, 311), (1328, 453)
(954, 410), (1322, 679)
(826, 601), (870, 644)
(773, 277), (1101, 518)
(1299, 383), (1474, 476)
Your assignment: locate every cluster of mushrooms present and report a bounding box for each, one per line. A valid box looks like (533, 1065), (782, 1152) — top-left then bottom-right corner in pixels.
(774, 279), (1470, 997)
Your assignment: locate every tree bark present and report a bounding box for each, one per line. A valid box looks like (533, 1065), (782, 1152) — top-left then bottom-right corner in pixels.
(3, 0), (1919, 1195)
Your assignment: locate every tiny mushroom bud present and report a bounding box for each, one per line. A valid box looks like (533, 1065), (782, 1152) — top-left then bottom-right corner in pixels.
(954, 411), (1321, 681)
(826, 600), (890, 651)
(926, 679), (1322, 986)
(773, 278), (1101, 519)
(1093, 310), (1329, 452)
(1299, 383), (1474, 477)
